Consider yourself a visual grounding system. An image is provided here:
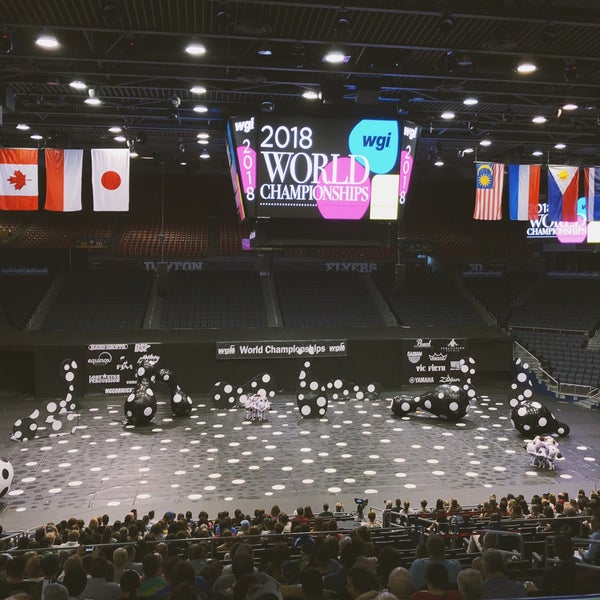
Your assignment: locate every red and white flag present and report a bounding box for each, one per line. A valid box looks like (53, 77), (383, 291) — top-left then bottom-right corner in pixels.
(91, 148), (130, 211)
(45, 148), (83, 212)
(0, 148), (39, 211)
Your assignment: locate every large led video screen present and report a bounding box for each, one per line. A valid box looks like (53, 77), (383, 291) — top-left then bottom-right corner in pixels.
(226, 116), (419, 222)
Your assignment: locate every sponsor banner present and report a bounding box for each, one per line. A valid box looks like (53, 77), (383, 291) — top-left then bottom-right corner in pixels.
(0, 266), (49, 275)
(324, 262), (378, 273)
(86, 342), (161, 394)
(216, 339), (347, 360)
(403, 338), (469, 385)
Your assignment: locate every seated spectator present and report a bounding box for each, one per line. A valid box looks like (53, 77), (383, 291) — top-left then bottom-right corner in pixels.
(540, 534), (580, 596)
(480, 549), (527, 599)
(81, 555), (120, 599)
(410, 562), (461, 600)
(409, 535), (460, 591)
(63, 566), (89, 599)
(300, 566), (326, 600)
(346, 565), (381, 600)
(387, 567), (414, 600)
(139, 552), (168, 597)
(319, 504), (334, 519)
(364, 512), (381, 529)
(579, 513), (600, 564)
(112, 547), (128, 584)
(119, 569), (140, 599)
(457, 568), (483, 600)
(324, 541), (357, 595)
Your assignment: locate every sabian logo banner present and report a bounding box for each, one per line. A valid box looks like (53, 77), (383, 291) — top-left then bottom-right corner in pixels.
(406, 351), (422, 364)
(216, 339), (348, 359)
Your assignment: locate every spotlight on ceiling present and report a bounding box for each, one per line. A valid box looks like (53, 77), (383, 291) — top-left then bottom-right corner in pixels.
(190, 85), (207, 95)
(302, 89), (321, 100)
(261, 99), (275, 113)
(562, 102), (578, 111)
(479, 138), (492, 147)
(69, 79), (87, 90)
(185, 39), (206, 56)
(322, 46), (350, 64)
(200, 150), (210, 160)
(516, 58), (537, 74)
(193, 104), (209, 113)
(532, 115), (547, 124)
(84, 88), (102, 105)
(16, 123), (30, 131)
(108, 126), (122, 134)
(463, 97), (478, 106)
(30, 134), (43, 140)
(441, 111), (455, 120)
(257, 43), (272, 56)
(554, 142), (566, 150)
(35, 31), (60, 49)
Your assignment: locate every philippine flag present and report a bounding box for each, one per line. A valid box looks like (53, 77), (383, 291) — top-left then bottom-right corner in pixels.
(508, 164), (540, 220)
(45, 148), (83, 212)
(583, 167), (600, 221)
(91, 148), (130, 211)
(0, 148), (38, 211)
(548, 165), (579, 222)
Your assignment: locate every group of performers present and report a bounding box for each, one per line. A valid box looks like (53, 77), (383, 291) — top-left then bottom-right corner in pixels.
(243, 391), (271, 422)
(525, 435), (562, 470)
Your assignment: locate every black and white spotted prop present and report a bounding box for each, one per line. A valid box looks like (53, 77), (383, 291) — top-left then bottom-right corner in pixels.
(509, 358), (570, 437)
(0, 457), (14, 499)
(391, 384), (469, 421)
(211, 373), (277, 409)
(460, 357), (478, 401)
(124, 359), (193, 425)
(11, 359), (80, 441)
(297, 361), (328, 418)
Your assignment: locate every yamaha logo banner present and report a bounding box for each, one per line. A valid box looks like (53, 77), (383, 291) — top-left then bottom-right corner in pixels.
(86, 342), (161, 394)
(403, 338), (469, 385)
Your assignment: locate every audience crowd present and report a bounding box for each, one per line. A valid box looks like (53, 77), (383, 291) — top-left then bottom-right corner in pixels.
(1, 489), (600, 600)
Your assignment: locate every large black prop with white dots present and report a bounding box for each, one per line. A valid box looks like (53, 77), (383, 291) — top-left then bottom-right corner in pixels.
(297, 361), (328, 418)
(124, 359), (193, 425)
(11, 359), (80, 441)
(508, 358), (569, 437)
(511, 400), (570, 437)
(391, 384), (469, 421)
(0, 457), (14, 499)
(460, 357), (478, 401)
(211, 373), (277, 409)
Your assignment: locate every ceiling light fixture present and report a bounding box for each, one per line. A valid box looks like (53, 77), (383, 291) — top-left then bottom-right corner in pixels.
(479, 139), (492, 146)
(129, 150), (139, 158)
(190, 85), (207, 95)
(16, 123), (30, 130)
(463, 97), (478, 106)
(185, 40), (206, 56)
(30, 134), (43, 140)
(532, 150), (543, 157)
(322, 46), (350, 64)
(462, 147), (475, 154)
(114, 135), (127, 142)
(257, 43), (272, 56)
(200, 150), (210, 159)
(196, 132), (210, 139)
(434, 158), (444, 167)
(562, 102), (578, 111)
(441, 111), (455, 120)
(108, 126), (122, 134)
(197, 139), (209, 145)
(516, 58), (537, 74)
(302, 89), (321, 100)
(84, 88), (101, 105)
(35, 32), (60, 49)
(554, 142), (566, 150)
(69, 79), (87, 90)
(193, 104), (209, 113)
(532, 115), (547, 124)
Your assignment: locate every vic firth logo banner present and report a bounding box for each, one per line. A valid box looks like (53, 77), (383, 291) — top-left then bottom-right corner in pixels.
(403, 338), (469, 385)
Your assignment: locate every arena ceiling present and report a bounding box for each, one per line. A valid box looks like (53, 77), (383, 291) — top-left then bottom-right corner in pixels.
(2, 0), (600, 177)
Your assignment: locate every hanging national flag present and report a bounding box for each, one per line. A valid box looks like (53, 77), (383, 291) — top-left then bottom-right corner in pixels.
(583, 167), (600, 221)
(0, 148), (38, 211)
(91, 148), (130, 211)
(508, 164), (541, 220)
(45, 148), (83, 212)
(548, 165), (579, 222)
(474, 162), (504, 220)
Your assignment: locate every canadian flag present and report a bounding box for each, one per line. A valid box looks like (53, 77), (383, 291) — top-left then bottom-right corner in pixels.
(91, 148), (130, 211)
(45, 148), (83, 212)
(0, 148), (39, 211)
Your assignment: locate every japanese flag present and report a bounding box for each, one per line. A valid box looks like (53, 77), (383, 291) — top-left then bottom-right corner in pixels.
(0, 148), (38, 211)
(91, 148), (130, 211)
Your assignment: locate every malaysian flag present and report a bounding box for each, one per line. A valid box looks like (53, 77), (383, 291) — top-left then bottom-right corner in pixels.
(474, 162), (504, 220)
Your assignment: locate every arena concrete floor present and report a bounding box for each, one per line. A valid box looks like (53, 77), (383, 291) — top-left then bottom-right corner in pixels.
(1, 381), (599, 533)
